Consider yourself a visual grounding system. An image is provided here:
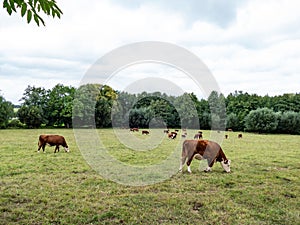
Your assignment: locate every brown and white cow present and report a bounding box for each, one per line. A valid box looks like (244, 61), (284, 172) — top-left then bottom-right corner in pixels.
(168, 132), (177, 139)
(38, 135), (69, 153)
(142, 130), (150, 135)
(194, 133), (203, 139)
(179, 140), (231, 173)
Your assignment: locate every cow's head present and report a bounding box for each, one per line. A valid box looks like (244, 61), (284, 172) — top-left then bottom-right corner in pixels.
(221, 159), (231, 173)
(64, 146), (70, 152)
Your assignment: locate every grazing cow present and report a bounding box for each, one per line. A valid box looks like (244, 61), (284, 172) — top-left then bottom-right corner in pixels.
(238, 133), (243, 138)
(225, 134), (228, 139)
(194, 133), (203, 139)
(163, 129), (169, 133)
(179, 140), (231, 173)
(181, 132), (187, 138)
(130, 128), (139, 132)
(168, 132), (177, 139)
(38, 135), (69, 153)
(142, 130), (150, 135)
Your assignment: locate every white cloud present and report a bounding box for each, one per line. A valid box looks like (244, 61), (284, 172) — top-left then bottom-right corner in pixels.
(0, 0), (299, 104)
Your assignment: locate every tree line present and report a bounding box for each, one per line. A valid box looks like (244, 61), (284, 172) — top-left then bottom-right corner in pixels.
(0, 84), (299, 134)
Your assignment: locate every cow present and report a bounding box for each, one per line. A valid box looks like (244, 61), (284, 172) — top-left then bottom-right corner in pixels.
(227, 128), (233, 132)
(168, 132), (177, 139)
(225, 134), (228, 139)
(194, 133), (203, 139)
(130, 128), (139, 132)
(238, 133), (243, 138)
(38, 135), (69, 153)
(142, 130), (150, 135)
(163, 129), (169, 133)
(179, 140), (231, 173)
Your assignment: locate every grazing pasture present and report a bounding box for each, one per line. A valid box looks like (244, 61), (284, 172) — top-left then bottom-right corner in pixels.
(0, 129), (299, 224)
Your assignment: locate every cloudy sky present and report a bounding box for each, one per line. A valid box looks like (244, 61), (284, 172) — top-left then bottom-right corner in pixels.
(0, 0), (299, 104)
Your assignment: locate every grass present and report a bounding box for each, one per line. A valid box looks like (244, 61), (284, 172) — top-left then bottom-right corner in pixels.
(0, 129), (299, 224)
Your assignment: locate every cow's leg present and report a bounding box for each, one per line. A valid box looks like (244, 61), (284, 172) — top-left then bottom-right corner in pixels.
(38, 144), (42, 153)
(179, 155), (187, 172)
(42, 144), (46, 153)
(204, 158), (215, 172)
(54, 145), (59, 153)
(186, 156), (194, 173)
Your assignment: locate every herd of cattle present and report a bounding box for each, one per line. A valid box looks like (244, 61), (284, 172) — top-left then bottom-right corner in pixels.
(37, 128), (240, 173)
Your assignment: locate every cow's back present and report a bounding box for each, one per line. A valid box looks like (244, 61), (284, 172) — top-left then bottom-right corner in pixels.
(40, 135), (65, 145)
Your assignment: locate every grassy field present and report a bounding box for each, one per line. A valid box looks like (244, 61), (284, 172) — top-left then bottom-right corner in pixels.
(0, 129), (299, 224)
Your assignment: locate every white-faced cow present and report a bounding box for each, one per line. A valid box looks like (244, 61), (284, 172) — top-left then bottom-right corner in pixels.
(168, 132), (177, 139)
(194, 133), (203, 139)
(179, 140), (231, 173)
(142, 130), (150, 135)
(38, 135), (69, 153)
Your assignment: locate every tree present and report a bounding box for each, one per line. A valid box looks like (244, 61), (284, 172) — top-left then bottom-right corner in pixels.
(17, 105), (43, 128)
(174, 93), (199, 129)
(95, 85), (117, 128)
(0, 95), (14, 128)
(46, 84), (75, 128)
(3, 0), (62, 26)
(208, 91), (226, 130)
(277, 111), (300, 134)
(73, 84), (100, 128)
(245, 108), (279, 133)
(18, 85), (48, 127)
(226, 113), (240, 131)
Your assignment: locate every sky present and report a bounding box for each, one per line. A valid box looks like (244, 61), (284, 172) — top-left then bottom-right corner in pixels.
(0, 0), (300, 104)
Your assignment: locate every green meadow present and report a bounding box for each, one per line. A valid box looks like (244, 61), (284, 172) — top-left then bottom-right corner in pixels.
(0, 129), (299, 224)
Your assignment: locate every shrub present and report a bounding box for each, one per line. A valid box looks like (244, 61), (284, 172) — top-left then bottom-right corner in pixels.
(245, 108), (279, 133)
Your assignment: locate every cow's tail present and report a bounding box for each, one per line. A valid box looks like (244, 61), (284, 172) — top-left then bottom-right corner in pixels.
(38, 135), (42, 146)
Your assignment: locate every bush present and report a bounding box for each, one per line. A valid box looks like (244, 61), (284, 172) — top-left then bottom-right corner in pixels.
(245, 108), (279, 133)
(8, 119), (25, 128)
(277, 111), (300, 134)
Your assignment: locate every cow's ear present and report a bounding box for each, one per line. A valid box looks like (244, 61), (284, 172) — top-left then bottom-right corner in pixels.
(224, 160), (228, 164)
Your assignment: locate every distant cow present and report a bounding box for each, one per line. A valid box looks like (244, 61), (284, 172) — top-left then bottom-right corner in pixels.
(130, 128), (139, 132)
(227, 128), (233, 132)
(194, 133), (203, 139)
(179, 140), (231, 173)
(225, 134), (228, 139)
(142, 130), (150, 135)
(168, 132), (177, 139)
(163, 129), (169, 133)
(38, 135), (69, 153)
(238, 133), (243, 138)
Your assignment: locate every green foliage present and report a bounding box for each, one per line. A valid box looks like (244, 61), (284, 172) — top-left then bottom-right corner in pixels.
(0, 95), (14, 128)
(45, 84), (75, 128)
(72, 84), (100, 127)
(245, 108), (279, 133)
(2, 84), (300, 133)
(226, 113), (240, 131)
(3, 0), (62, 26)
(17, 105), (44, 128)
(277, 111), (300, 134)
(7, 118), (25, 128)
